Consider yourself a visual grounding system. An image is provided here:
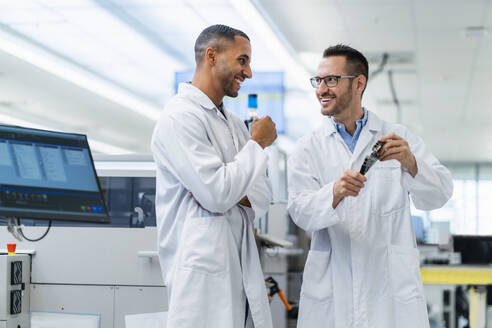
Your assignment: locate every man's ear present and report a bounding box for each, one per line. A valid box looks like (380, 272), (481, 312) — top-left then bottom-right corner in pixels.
(205, 47), (216, 66)
(357, 75), (367, 93)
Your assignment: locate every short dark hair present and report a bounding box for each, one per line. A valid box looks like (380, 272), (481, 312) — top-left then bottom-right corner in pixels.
(194, 24), (250, 65)
(323, 44), (369, 82)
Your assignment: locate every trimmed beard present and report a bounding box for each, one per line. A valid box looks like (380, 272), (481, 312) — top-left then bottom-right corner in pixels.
(217, 62), (239, 98)
(325, 82), (353, 116)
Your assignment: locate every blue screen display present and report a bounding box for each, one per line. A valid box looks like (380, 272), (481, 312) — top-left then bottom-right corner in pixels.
(175, 71), (285, 133)
(0, 133), (98, 192)
(0, 125), (108, 222)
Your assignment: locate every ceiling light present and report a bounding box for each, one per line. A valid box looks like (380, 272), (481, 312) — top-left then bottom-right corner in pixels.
(229, 0), (311, 91)
(0, 27), (161, 121)
(86, 139), (133, 155)
(299, 52), (322, 74)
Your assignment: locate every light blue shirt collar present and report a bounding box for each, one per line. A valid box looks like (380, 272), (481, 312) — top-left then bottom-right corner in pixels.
(330, 108), (368, 152)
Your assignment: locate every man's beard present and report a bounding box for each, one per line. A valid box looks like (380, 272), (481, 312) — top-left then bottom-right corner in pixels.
(326, 83), (353, 116)
(217, 64), (238, 98)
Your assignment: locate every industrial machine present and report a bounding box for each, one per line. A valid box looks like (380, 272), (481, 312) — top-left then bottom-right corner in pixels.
(0, 253), (30, 328)
(420, 235), (492, 328)
(0, 155), (166, 328)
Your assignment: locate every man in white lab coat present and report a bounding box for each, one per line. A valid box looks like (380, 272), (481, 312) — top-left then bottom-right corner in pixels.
(151, 25), (277, 328)
(287, 44), (453, 328)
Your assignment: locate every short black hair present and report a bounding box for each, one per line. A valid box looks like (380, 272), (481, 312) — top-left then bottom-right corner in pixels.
(323, 44), (369, 82)
(194, 24), (250, 65)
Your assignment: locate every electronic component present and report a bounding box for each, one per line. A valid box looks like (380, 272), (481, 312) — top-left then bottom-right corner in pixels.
(360, 141), (385, 175)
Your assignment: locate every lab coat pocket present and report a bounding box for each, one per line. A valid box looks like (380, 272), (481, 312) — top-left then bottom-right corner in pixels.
(180, 216), (227, 276)
(297, 250), (334, 327)
(301, 250), (333, 301)
(297, 295), (334, 328)
(371, 160), (406, 215)
(388, 245), (424, 303)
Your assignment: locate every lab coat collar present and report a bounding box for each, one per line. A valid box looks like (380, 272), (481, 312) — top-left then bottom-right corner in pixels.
(177, 82), (217, 111)
(322, 110), (384, 163)
(365, 110), (383, 132)
(323, 116), (338, 136)
(351, 110), (383, 162)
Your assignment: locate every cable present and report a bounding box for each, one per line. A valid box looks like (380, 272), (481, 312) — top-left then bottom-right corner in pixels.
(371, 52), (389, 79)
(15, 218), (52, 242)
(6, 218), (23, 241)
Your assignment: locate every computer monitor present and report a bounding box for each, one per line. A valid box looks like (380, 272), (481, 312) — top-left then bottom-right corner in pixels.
(0, 125), (109, 223)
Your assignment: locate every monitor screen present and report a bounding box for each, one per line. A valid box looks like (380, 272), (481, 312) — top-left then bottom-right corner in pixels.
(0, 125), (109, 223)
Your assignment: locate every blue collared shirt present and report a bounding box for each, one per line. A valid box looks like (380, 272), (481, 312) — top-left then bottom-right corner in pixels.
(330, 108), (368, 153)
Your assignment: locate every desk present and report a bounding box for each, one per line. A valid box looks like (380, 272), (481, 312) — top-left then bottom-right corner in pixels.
(421, 265), (492, 285)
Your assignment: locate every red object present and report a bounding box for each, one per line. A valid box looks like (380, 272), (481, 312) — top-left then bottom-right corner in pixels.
(7, 243), (16, 253)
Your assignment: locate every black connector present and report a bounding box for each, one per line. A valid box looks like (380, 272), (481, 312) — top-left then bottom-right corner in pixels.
(360, 141), (385, 175)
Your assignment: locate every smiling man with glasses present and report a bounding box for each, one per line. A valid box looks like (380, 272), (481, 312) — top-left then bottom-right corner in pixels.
(287, 44), (453, 328)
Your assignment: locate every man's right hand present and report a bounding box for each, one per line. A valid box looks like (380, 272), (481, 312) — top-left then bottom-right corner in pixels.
(250, 116), (277, 149)
(332, 170), (367, 208)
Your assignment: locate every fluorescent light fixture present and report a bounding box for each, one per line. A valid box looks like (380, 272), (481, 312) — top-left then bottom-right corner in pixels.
(86, 139), (134, 155)
(0, 0), (185, 104)
(0, 27), (161, 121)
(299, 52), (322, 75)
(229, 0), (311, 91)
(0, 113), (133, 154)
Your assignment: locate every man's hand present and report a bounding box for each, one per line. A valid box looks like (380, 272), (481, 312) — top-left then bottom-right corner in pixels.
(190, 193), (252, 210)
(238, 196), (251, 208)
(332, 170), (366, 208)
(250, 116), (277, 149)
(379, 133), (418, 177)
(189, 192), (203, 208)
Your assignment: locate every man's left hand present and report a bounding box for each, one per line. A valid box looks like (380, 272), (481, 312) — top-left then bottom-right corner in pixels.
(239, 196), (252, 208)
(379, 133), (418, 177)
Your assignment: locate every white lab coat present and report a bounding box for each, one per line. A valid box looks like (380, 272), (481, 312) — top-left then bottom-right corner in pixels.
(151, 83), (273, 328)
(287, 111), (453, 328)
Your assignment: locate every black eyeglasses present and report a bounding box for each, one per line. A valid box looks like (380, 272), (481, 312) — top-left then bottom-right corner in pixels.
(310, 75), (356, 89)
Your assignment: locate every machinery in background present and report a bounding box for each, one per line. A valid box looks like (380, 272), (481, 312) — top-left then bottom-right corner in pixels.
(0, 155), (165, 328)
(0, 253), (30, 328)
(265, 276), (292, 311)
(420, 235), (492, 328)
(260, 200), (308, 328)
